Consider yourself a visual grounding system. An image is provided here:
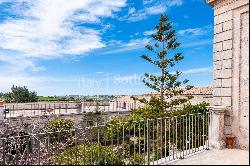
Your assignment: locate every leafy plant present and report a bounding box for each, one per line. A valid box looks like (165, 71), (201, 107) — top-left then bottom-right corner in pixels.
(43, 117), (75, 143)
(1, 85), (38, 103)
(51, 142), (124, 165)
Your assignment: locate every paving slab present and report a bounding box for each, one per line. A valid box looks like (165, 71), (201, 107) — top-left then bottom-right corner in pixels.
(169, 149), (249, 165)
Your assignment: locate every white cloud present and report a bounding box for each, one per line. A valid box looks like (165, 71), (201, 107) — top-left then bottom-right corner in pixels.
(99, 37), (150, 55)
(143, 0), (182, 6)
(143, 0), (155, 5)
(0, 0), (127, 72)
(182, 67), (212, 74)
(128, 7), (136, 14)
(123, 38), (150, 47)
(150, 66), (213, 79)
(0, 53), (45, 73)
(0, 74), (46, 93)
(106, 40), (123, 46)
(0, 0), (127, 57)
(164, 67), (212, 76)
(145, 5), (167, 15)
(168, 0), (183, 6)
(182, 39), (212, 48)
(143, 30), (157, 36)
(100, 44), (143, 55)
(178, 25), (212, 36)
(121, 0), (183, 22)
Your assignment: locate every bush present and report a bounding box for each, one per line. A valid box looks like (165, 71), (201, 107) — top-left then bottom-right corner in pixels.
(102, 101), (210, 161)
(173, 101), (210, 116)
(43, 117), (75, 142)
(51, 142), (124, 165)
(4, 85), (38, 103)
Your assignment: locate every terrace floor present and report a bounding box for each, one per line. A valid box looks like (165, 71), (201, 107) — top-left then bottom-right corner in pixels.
(168, 149), (249, 165)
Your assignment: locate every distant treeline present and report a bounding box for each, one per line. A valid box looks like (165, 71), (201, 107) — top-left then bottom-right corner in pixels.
(38, 96), (76, 102)
(0, 87), (78, 103)
(0, 85), (116, 103)
(0, 85), (38, 103)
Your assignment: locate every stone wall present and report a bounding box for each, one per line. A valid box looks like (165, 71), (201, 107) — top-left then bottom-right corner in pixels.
(0, 111), (131, 136)
(206, 0), (249, 150)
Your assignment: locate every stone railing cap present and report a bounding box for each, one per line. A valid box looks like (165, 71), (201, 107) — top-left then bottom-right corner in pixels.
(211, 106), (229, 113)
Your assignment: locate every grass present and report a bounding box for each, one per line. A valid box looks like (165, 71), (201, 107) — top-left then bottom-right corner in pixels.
(38, 96), (70, 101)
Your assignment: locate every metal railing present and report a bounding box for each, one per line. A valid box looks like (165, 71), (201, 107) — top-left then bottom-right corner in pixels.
(0, 112), (211, 165)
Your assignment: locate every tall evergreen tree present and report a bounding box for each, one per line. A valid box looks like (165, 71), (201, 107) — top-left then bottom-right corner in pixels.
(137, 14), (193, 112)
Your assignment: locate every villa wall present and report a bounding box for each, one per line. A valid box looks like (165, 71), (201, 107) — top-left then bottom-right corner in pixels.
(206, 0), (249, 150)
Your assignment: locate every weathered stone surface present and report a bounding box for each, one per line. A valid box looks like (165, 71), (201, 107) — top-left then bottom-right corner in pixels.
(221, 97), (232, 106)
(224, 125), (232, 135)
(213, 0), (249, 15)
(213, 88), (231, 97)
(224, 115), (232, 126)
(238, 11), (249, 150)
(223, 20), (233, 31)
(207, 0), (249, 150)
(213, 97), (222, 106)
(214, 51), (222, 61)
(214, 30), (232, 43)
(214, 68), (232, 79)
(222, 39), (233, 50)
(209, 106), (227, 149)
(221, 78), (232, 87)
(222, 59), (232, 69)
(214, 50), (232, 61)
(213, 42), (223, 52)
(221, 50), (233, 60)
(214, 61), (222, 70)
(214, 79), (222, 88)
(214, 10), (233, 25)
(169, 149), (249, 165)
(214, 23), (223, 34)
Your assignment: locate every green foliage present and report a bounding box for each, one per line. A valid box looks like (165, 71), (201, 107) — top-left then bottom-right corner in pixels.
(137, 14), (193, 111)
(2, 85), (38, 103)
(81, 112), (106, 128)
(48, 102), (209, 165)
(51, 142), (124, 165)
(103, 118), (126, 141)
(102, 102), (209, 160)
(43, 117), (75, 142)
(129, 101), (209, 121)
(38, 96), (66, 102)
(103, 102), (209, 137)
(129, 153), (145, 165)
(1, 92), (12, 103)
(38, 96), (77, 102)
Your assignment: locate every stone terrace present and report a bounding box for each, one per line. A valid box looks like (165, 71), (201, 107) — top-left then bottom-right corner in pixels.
(169, 149), (249, 165)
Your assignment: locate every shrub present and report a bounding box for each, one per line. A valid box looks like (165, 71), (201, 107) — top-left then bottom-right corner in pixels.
(43, 117), (75, 142)
(101, 102), (210, 164)
(51, 142), (124, 165)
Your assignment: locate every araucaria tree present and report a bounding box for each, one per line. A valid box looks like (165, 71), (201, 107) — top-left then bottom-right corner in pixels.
(139, 14), (193, 112)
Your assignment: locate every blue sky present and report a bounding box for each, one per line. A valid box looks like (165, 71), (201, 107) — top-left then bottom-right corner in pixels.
(0, 0), (214, 96)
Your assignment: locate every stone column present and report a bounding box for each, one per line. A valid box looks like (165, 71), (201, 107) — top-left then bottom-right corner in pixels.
(209, 106), (227, 149)
(0, 99), (4, 123)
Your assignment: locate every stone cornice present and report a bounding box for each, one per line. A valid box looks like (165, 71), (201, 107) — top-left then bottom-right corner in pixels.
(206, 0), (216, 5)
(205, 0), (217, 6)
(205, 0), (240, 9)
